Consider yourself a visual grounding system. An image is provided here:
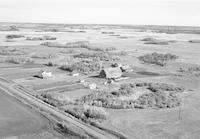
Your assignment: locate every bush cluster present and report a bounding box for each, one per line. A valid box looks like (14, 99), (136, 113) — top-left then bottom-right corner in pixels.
(40, 93), (74, 106)
(60, 59), (101, 74)
(30, 53), (57, 59)
(138, 52), (178, 66)
(135, 90), (181, 108)
(0, 47), (24, 56)
(6, 34), (24, 39)
(65, 41), (91, 48)
(140, 37), (156, 41)
(64, 105), (108, 122)
(65, 41), (107, 52)
(42, 41), (107, 52)
(109, 51), (128, 56)
(78, 82), (184, 109)
(41, 42), (66, 47)
(26, 35), (56, 41)
(111, 84), (134, 97)
(101, 31), (115, 34)
(74, 52), (119, 61)
(5, 56), (34, 64)
(144, 41), (169, 45)
(1, 26), (19, 31)
(105, 47), (117, 51)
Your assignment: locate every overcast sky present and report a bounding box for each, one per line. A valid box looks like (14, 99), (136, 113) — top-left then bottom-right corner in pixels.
(0, 0), (199, 26)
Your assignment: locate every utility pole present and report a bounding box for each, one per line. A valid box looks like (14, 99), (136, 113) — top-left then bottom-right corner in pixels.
(178, 97), (184, 121)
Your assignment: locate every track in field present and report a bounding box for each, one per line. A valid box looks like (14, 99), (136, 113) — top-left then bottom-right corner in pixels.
(33, 81), (77, 90)
(37, 83), (85, 94)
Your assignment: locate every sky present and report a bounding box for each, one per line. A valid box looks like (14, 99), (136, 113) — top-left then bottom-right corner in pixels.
(0, 0), (199, 26)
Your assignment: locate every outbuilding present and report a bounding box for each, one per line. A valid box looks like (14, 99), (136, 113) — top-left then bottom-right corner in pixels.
(36, 70), (52, 79)
(99, 67), (122, 79)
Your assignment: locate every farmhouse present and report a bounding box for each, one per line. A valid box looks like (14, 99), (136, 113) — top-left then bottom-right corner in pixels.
(99, 67), (122, 79)
(36, 70), (52, 79)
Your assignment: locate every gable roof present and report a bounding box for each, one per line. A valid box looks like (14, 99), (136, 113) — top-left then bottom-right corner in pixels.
(100, 67), (122, 79)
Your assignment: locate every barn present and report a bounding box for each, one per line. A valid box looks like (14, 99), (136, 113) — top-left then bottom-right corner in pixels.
(99, 67), (122, 79)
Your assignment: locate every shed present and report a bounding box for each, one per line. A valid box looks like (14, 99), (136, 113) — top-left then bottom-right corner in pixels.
(99, 67), (122, 79)
(120, 65), (133, 72)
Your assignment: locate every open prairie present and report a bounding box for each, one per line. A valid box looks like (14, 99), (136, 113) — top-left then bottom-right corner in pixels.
(0, 23), (200, 138)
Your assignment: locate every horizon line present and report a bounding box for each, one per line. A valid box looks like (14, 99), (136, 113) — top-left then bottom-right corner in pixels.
(1, 21), (200, 28)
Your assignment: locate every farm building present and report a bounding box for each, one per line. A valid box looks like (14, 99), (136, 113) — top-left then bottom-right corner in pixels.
(35, 70), (52, 79)
(120, 65), (133, 72)
(112, 63), (133, 72)
(99, 67), (122, 79)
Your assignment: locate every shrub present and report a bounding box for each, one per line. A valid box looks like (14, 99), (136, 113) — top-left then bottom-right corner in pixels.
(6, 56), (34, 64)
(26, 36), (56, 41)
(77, 30), (86, 33)
(45, 61), (55, 66)
(178, 67), (200, 73)
(144, 41), (169, 45)
(55, 122), (91, 139)
(111, 84), (134, 97)
(0, 48), (11, 55)
(101, 32), (115, 34)
(30, 53), (57, 59)
(84, 105), (108, 120)
(78, 82), (184, 109)
(110, 51), (128, 56)
(130, 82), (185, 93)
(60, 65), (74, 72)
(43, 35), (57, 40)
(65, 41), (91, 48)
(44, 28), (59, 32)
(64, 105), (108, 123)
(41, 93), (74, 106)
(138, 52), (178, 66)
(147, 83), (185, 93)
(46, 56), (74, 67)
(42, 40), (104, 52)
(0, 26), (19, 31)
(26, 37), (43, 41)
(60, 49), (80, 54)
(65, 41), (105, 52)
(60, 59), (101, 74)
(41, 42), (66, 47)
(78, 90), (133, 109)
(177, 67), (200, 77)
(140, 37), (156, 41)
(105, 47), (117, 51)
(6, 34), (24, 39)
(64, 106), (87, 121)
(135, 91), (181, 108)
(74, 52), (119, 61)
(89, 47), (105, 52)
(0, 47), (24, 56)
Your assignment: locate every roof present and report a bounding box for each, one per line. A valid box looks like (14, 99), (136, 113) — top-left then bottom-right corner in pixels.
(100, 67), (122, 79)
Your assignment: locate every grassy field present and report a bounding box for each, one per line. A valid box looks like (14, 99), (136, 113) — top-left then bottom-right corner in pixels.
(0, 88), (49, 137)
(0, 23), (200, 138)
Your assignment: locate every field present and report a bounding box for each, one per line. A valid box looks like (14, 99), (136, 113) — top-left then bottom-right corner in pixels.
(0, 23), (200, 138)
(0, 86), (62, 139)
